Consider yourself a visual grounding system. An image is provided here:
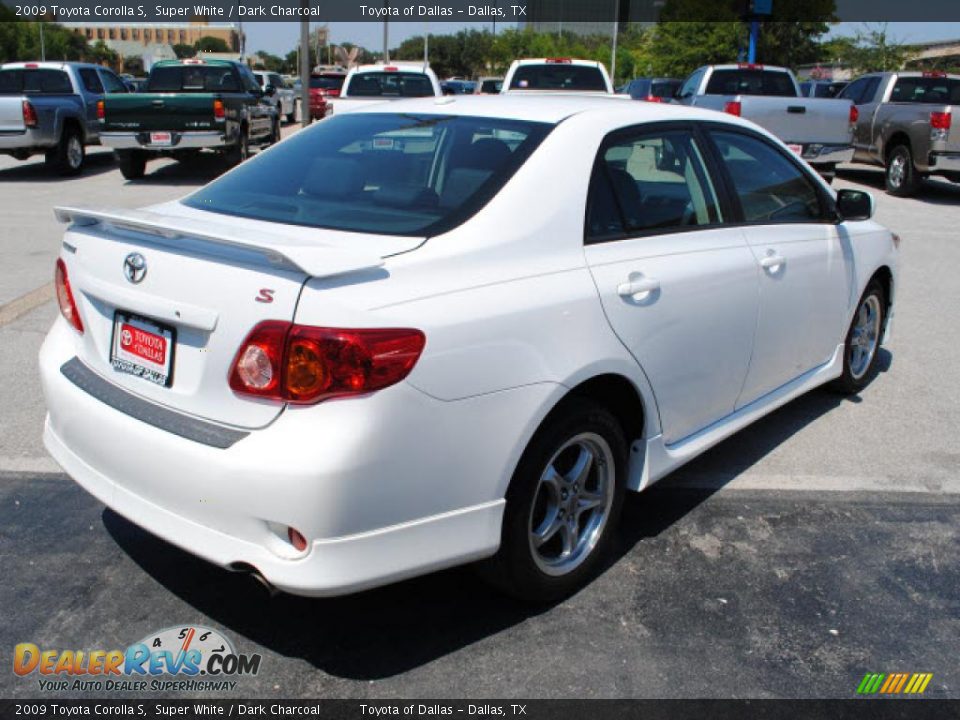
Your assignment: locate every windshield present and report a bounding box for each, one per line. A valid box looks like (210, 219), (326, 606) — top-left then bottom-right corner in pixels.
(345, 71), (434, 97)
(509, 64), (606, 91)
(147, 65), (240, 93)
(0, 69), (72, 94)
(183, 113), (552, 237)
(705, 69), (796, 97)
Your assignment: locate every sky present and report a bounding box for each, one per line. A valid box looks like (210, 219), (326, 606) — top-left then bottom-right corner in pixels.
(243, 21), (960, 57)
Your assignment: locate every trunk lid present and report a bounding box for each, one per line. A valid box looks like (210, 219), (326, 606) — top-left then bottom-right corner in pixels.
(55, 203), (408, 429)
(738, 96), (855, 145)
(0, 96), (26, 132)
(102, 93), (220, 132)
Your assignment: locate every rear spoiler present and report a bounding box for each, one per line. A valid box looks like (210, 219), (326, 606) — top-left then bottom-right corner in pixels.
(54, 205), (385, 279)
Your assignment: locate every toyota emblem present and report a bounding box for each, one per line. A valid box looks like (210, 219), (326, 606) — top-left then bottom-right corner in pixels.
(123, 253), (147, 284)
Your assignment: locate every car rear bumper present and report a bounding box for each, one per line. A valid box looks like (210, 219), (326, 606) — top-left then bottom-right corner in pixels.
(38, 319), (554, 596)
(100, 131), (227, 151)
(0, 128), (51, 151)
(927, 152), (960, 174)
(799, 143), (855, 166)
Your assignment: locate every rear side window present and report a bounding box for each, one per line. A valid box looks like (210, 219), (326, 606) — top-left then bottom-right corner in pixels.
(78, 68), (104, 94)
(99, 69), (127, 93)
(183, 113), (552, 237)
(510, 64), (606, 91)
(479, 79), (502, 93)
(890, 77), (960, 104)
(147, 65), (240, 92)
(346, 72), (434, 97)
(710, 130), (823, 224)
(587, 129), (723, 240)
(705, 70), (796, 97)
(0, 69), (71, 94)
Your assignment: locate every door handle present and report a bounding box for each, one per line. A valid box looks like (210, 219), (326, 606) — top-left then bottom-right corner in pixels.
(759, 253), (786, 272)
(617, 276), (660, 300)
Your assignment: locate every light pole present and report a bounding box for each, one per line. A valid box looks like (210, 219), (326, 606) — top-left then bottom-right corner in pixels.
(610, 0), (619, 84)
(300, 17), (310, 127)
(39, 22), (46, 61)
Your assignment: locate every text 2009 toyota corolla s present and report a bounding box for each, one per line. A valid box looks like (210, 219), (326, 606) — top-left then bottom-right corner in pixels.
(40, 96), (898, 602)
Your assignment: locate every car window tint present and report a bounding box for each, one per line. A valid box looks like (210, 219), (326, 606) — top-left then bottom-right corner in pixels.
(710, 130), (823, 224)
(183, 113), (552, 237)
(705, 70), (796, 96)
(891, 76), (960, 104)
(0, 69), (73, 94)
(346, 72), (434, 97)
(78, 68), (104, 94)
(148, 65), (239, 92)
(678, 68), (704, 98)
(509, 64), (606, 91)
(99, 69), (127, 93)
(588, 130), (722, 239)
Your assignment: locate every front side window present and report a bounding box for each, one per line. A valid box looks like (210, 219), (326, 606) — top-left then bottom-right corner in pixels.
(710, 130), (824, 224)
(99, 69), (127, 93)
(78, 68), (104, 94)
(184, 113), (552, 237)
(677, 68), (705, 99)
(346, 72), (434, 97)
(587, 129), (723, 240)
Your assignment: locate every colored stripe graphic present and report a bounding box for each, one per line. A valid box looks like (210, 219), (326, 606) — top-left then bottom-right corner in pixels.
(857, 672), (932, 694)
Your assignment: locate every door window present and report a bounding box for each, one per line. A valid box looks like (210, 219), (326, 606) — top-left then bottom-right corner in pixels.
(98, 69), (127, 93)
(78, 68), (103, 94)
(709, 130), (825, 224)
(677, 68), (704, 99)
(586, 129), (723, 242)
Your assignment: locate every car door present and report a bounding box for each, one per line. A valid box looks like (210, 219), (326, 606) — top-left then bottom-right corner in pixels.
(840, 76), (883, 159)
(237, 65), (273, 139)
(583, 124), (760, 445)
(705, 128), (852, 409)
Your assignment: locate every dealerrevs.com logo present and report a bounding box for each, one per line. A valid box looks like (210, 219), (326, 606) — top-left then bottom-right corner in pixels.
(13, 625), (262, 693)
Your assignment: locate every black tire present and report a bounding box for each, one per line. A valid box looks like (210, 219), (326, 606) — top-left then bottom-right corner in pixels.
(116, 150), (146, 180)
(286, 107), (296, 124)
(269, 117), (281, 146)
(225, 126), (249, 166)
(831, 280), (887, 395)
(481, 397), (628, 604)
(885, 144), (921, 197)
(53, 125), (84, 176)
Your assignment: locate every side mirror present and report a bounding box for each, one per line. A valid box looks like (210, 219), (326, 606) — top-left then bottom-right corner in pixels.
(836, 188), (874, 221)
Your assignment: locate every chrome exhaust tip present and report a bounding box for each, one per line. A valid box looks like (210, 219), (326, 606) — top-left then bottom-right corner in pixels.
(228, 562), (280, 597)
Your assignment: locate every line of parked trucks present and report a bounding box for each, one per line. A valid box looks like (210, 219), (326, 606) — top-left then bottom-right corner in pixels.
(1, 55), (957, 197)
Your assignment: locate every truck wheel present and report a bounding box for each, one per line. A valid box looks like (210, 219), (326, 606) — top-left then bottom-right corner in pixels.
(53, 127), (85, 176)
(269, 117), (281, 146)
(886, 145), (921, 197)
(226, 127), (249, 166)
(285, 104), (296, 124)
(116, 150), (147, 180)
(276, 103), (284, 124)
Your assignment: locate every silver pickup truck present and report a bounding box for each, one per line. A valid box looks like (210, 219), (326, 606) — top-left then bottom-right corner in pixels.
(252, 70), (297, 124)
(676, 64), (856, 181)
(0, 61), (128, 175)
(838, 71), (960, 196)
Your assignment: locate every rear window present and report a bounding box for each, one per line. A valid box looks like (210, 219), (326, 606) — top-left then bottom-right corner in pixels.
(345, 71), (434, 97)
(147, 65), (240, 93)
(183, 113), (552, 237)
(0, 69), (72, 94)
(705, 70), (797, 97)
(309, 74), (345, 90)
(649, 80), (680, 98)
(510, 64), (607, 92)
(479, 79), (502, 94)
(890, 77), (960, 104)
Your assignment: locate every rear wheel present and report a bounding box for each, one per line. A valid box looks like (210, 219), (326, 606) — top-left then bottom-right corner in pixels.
(116, 150), (146, 180)
(482, 398), (627, 604)
(226, 127), (249, 165)
(52, 126), (84, 175)
(832, 280), (887, 395)
(885, 144), (921, 197)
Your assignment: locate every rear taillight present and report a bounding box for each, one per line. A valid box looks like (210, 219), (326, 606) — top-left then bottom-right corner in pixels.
(96, 99), (104, 122)
(930, 111), (952, 130)
(55, 259), (83, 334)
(213, 99), (225, 120)
(644, 94), (664, 103)
(22, 100), (38, 128)
(849, 105), (859, 124)
(229, 321), (426, 404)
(723, 100), (742, 117)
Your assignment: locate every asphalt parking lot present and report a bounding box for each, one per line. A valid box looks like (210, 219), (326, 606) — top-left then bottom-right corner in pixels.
(1, 138), (959, 699)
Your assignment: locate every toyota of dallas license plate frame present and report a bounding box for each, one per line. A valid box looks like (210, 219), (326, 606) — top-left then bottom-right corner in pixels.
(110, 311), (176, 387)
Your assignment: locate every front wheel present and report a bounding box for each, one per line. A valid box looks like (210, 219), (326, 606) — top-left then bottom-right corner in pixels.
(481, 398), (627, 604)
(886, 145), (921, 197)
(832, 280), (887, 395)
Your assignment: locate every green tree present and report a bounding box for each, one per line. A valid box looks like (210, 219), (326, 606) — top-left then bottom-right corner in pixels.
(194, 36), (230, 54)
(86, 40), (118, 66)
(253, 50), (284, 72)
(846, 24), (912, 72)
(172, 43), (196, 59)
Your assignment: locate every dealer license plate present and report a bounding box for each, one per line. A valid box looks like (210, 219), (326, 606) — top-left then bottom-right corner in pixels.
(110, 312), (175, 387)
(786, 144), (803, 156)
(149, 132), (172, 146)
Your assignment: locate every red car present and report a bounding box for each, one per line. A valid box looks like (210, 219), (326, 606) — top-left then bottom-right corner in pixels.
(309, 72), (345, 119)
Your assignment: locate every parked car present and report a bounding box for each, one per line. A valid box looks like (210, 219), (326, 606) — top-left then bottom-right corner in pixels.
(326, 62), (442, 115)
(474, 76), (503, 95)
(99, 58), (280, 180)
(0, 61), (128, 175)
(619, 77), (682, 102)
(798, 80), (847, 99)
(308, 71), (346, 120)
(43, 97), (897, 602)
(676, 63), (856, 181)
(441, 80), (476, 95)
(502, 58), (615, 95)
(252, 70), (297, 124)
(838, 70), (960, 196)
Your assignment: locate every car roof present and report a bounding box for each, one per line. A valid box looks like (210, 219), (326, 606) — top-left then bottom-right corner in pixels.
(345, 94), (761, 128)
(511, 58), (604, 68)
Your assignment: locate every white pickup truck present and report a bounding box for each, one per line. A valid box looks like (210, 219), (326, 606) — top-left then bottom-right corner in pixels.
(502, 58), (615, 95)
(676, 63), (856, 181)
(252, 70), (297, 124)
(325, 63), (441, 116)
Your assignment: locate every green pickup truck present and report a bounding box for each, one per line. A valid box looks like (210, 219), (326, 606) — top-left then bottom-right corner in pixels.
(99, 59), (279, 179)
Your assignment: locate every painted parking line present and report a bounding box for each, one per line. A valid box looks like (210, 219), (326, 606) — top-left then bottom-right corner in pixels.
(0, 283), (53, 328)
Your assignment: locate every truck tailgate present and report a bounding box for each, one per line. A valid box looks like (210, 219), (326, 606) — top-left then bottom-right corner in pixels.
(103, 93), (220, 132)
(740, 96), (854, 145)
(0, 96), (25, 132)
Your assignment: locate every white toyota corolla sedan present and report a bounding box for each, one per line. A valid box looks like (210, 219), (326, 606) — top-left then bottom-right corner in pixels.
(40, 96), (897, 602)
